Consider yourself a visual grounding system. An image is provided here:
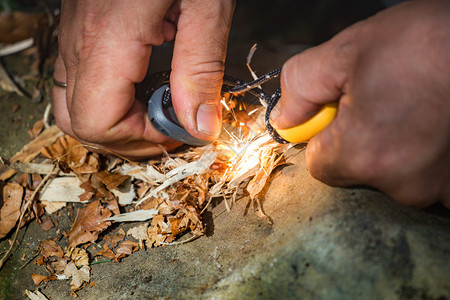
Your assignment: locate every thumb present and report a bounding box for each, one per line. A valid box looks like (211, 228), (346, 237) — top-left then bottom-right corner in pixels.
(270, 37), (353, 130)
(170, 0), (235, 140)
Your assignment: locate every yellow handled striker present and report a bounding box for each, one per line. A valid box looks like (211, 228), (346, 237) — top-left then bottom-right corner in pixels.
(275, 102), (338, 143)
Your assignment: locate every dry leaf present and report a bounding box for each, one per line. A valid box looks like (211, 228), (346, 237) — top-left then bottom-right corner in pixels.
(95, 244), (116, 261)
(246, 147), (279, 199)
(68, 200), (112, 248)
(67, 247), (89, 267)
(42, 135), (99, 174)
(63, 262), (90, 291)
(103, 229), (125, 248)
(101, 198), (120, 216)
(39, 215), (54, 231)
(93, 170), (129, 190)
(50, 257), (70, 274)
(0, 11), (44, 43)
(34, 256), (45, 266)
(116, 241), (139, 257)
(0, 125), (63, 181)
(0, 183), (23, 239)
(31, 273), (57, 286)
(40, 240), (63, 259)
(28, 120), (45, 139)
(127, 224), (149, 242)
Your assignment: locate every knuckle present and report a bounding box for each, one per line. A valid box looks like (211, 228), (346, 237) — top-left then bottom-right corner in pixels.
(71, 124), (100, 143)
(54, 115), (72, 136)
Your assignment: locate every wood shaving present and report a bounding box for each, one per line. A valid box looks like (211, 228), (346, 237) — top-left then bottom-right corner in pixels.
(106, 209), (159, 222)
(25, 289), (49, 300)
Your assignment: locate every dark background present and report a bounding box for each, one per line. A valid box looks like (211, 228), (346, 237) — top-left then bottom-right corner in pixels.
(4, 0), (389, 45)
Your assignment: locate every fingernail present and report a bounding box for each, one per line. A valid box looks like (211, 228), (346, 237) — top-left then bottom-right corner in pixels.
(269, 102), (281, 128)
(197, 104), (221, 137)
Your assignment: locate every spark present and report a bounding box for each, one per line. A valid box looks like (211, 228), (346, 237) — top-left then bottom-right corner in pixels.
(248, 108), (258, 116)
(220, 99), (230, 111)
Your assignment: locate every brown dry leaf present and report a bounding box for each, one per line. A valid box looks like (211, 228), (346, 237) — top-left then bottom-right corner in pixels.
(63, 262), (90, 292)
(78, 180), (96, 202)
(40, 240), (63, 259)
(32, 195), (45, 218)
(147, 214), (178, 246)
(0, 11), (44, 43)
(28, 120), (45, 140)
(50, 257), (70, 273)
(68, 200), (112, 248)
(93, 170), (129, 190)
(168, 216), (183, 236)
(0, 125), (63, 181)
(101, 198), (120, 216)
(115, 241), (139, 260)
(67, 247), (89, 267)
(103, 229), (125, 248)
(33, 256), (45, 266)
(11, 104), (20, 113)
(31, 273), (57, 286)
(41, 135), (99, 174)
(246, 148), (278, 199)
(0, 183), (24, 239)
(39, 215), (54, 231)
(80, 175), (117, 203)
(127, 224), (148, 247)
(95, 244), (116, 261)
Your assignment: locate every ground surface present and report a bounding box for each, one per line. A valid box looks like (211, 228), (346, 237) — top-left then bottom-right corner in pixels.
(1, 1), (450, 300)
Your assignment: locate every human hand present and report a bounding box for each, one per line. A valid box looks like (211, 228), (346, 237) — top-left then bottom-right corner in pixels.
(270, 0), (450, 207)
(53, 0), (235, 158)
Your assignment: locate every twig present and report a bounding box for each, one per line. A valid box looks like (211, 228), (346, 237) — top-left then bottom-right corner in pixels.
(200, 196), (213, 215)
(43, 103), (52, 129)
(0, 166), (57, 270)
(20, 251), (40, 269)
(80, 144), (135, 164)
(158, 234), (201, 246)
(54, 143), (135, 165)
(246, 43), (259, 81)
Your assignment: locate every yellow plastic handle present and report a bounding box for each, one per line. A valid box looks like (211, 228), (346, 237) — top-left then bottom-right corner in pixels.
(275, 102), (338, 143)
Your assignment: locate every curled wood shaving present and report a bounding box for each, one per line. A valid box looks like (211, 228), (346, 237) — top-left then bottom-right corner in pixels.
(105, 209), (159, 222)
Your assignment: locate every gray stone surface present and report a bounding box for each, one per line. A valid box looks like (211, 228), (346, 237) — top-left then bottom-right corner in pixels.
(1, 146), (449, 299)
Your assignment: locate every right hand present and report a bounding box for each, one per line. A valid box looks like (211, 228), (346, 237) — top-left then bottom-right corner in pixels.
(271, 0), (450, 207)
